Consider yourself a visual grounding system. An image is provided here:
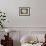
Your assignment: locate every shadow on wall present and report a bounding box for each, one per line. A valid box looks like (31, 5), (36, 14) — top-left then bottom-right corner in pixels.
(13, 40), (21, 46)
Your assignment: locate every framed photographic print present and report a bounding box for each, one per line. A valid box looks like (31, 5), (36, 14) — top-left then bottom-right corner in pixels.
(19, 7), (30, 16)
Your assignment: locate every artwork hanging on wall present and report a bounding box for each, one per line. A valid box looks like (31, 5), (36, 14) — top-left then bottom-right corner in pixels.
(19, 7), (30, 16)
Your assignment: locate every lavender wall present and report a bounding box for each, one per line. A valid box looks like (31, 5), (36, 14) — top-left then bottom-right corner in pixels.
(0, 30), (46, 46)
(0, 0), (46, 27)
(0, 0), (46, 46)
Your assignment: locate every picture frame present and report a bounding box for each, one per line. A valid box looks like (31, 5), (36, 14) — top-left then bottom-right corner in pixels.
(19, 7), (30, 16)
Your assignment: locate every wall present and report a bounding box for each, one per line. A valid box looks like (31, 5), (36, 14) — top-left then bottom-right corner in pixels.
(0, 0), (46, 27)
(0, 0), (46, 46)
(0, 30), (46, 46)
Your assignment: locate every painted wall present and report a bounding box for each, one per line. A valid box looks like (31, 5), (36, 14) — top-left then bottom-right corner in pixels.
(0, 0), (46, 27)
(0, 0), (46, 46)
(0, 30), (46, 46)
